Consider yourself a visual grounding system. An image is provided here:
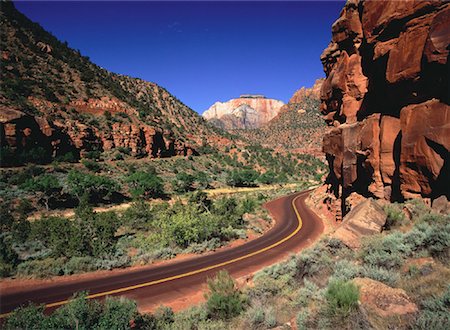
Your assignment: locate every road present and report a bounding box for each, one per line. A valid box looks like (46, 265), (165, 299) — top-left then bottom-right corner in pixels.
(0, 190), (324, 317)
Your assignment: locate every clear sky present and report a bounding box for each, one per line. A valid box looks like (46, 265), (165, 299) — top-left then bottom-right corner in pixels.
(14, 1), (344, 113)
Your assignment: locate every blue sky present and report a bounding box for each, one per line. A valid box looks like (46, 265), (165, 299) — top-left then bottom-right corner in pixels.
(15, 1), (344, 113)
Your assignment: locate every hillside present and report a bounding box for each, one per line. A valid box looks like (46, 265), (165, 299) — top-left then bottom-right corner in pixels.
(203, 95), (284, 130)
(235, 79), (327, 156)
(0, 2), (229, 167)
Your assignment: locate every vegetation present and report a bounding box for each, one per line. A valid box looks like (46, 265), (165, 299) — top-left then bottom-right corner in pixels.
(205, 270), (245, 319)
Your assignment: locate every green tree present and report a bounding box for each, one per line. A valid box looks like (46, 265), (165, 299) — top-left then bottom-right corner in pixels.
(67, 170), (119, 203)
(205, 270), (245, 319)
(258, 171), (277, 184)
(226, 170), (259, 187)
(22, 174), (61, 210)
(126, 171), (164, 198)
(172, 172), (195, 193)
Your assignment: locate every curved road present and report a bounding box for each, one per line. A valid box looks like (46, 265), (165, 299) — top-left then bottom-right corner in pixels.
(0, 190), (323, 317)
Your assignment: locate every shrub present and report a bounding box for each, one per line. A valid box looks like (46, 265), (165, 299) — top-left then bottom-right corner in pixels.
(67, 170), (119, 203)
(360, 265), (399, 287)
(296, 309), (310, 330)
(383, 203), (406, 229)
(325, 279), (359, 317)
(226, 169), (259, 187)
(360, 232), (411, 269)
(4, 304), (47, 329)
(81, 159), (101, 172)
(126, 171), (164, 198)
(205, 270), (245, 319)
(415, 286), (450, 330)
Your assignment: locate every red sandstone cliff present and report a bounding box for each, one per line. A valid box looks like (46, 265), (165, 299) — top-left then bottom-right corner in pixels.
(320, 0), (449, 207)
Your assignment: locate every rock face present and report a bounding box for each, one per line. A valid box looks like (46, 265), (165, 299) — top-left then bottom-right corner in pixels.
(227, 80), (327, 155)
(333, 199), (386, 248)
(320, 0), (450, 208)
(203, 95), (284, 129)
(353, 277), (418, 325)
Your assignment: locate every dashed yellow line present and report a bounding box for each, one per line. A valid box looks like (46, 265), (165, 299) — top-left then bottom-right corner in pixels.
(0, 193), (304, 319)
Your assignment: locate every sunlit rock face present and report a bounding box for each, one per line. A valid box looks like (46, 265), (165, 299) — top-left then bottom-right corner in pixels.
(320, 0), (449, 204)
(203, 95), (285, 129)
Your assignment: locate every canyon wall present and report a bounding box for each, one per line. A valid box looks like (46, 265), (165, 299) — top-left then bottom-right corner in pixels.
(320, 0), (449, 208)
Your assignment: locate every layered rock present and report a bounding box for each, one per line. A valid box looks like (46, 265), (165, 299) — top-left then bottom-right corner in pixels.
(203, 96), (284, 129)
(320, 0), (449, 209)
(333, 198), (387, 248)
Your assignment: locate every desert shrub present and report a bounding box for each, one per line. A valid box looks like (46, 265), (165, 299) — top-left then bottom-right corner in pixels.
(172, 172), (195, 193)
(296, 309), (310, 330)
(81, 159), (101, 172)
(4, 304), (47, 329)
(121, 200), (154, 229)
(95, 296), (138, 329)
(171, 305), (208, 329)
(62, 256), (97, 275)
(296, 279), (323, 307)
(205, 270), (245, 319)
(360, 232), (411, 269)
(414, 286), (450, 330)
(331, 259), (362, 282)
(248, 274), (285, 301)
(67, 170), (119, 203)
(261, 256), (297, 280)
(263, 306), (277, 328)
(226, 169), (259, 187)
(246, 305), (265, 327)
(360, 265), (399, 286)
(258, 171), (277, 184)
(21, 174), (61, 210)
(16, 257), (65, 278)
(126, 171), (164, 198)
(325, 279), (359, 317)
(295, 243), (332, 279)
(383, 203), (406, 229)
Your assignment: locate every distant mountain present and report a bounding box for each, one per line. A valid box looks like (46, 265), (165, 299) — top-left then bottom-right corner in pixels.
(0, 2), (228, 166)
(236, 79), (327, 156)
(203, 95), (284, 130)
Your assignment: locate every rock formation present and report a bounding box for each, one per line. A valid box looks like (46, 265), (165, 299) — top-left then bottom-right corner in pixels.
(203, 96), (284, 129)
(320, 0), (449, 211)
(231, 80), (327, 155)
(333, 198), (387, 249)
(353, 277), (418, 325)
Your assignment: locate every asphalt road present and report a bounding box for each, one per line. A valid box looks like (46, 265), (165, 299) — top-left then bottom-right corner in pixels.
(0, 189), (324, 317)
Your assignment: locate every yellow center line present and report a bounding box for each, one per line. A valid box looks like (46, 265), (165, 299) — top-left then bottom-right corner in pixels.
(0, 193), (304, 319)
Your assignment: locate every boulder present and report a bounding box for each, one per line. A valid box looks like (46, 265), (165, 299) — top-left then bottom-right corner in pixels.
(432, 195), (450, 215)
(353, 277), (418, 323)
(333, 199), (386, 248)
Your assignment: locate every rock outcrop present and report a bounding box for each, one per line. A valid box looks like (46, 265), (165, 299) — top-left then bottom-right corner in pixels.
(333, 198), (386, 248)
(203, 96), (284, 129)
(320, 0), (450, 209)
(353, 277), (418, 325)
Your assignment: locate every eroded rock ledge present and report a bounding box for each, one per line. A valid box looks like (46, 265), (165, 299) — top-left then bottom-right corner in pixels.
(320, 0), (449, 214)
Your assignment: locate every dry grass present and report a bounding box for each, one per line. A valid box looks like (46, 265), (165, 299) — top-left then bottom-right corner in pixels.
(398, 260), (450, 303)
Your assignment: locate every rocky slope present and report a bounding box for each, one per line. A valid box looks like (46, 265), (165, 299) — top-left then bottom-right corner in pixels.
(236, 79), (327, 155)
(0, 2), (227, 167)
(203, 95), (284, 130)
(320, 0), (449, 211)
